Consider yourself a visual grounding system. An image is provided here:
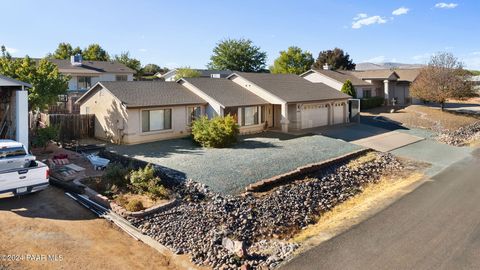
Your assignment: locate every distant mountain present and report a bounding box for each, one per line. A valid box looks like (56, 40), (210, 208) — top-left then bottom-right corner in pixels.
(355, 62), (424, 70)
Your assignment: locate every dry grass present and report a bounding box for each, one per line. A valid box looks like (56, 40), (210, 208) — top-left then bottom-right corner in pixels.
(346, 151), (377, 169)
(363, 105), (478, 131)
(290, 171), (426, 250)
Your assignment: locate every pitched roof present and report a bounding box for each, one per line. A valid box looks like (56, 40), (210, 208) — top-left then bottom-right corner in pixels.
(307, 69), (372, 86)
(159, 69), (233, 79)
(43, 59), (135, 74)
(182, 77), (268, 107)
(77, 81), (206, 108)
(349, 69), (399, 80)
(0, 74), (32, 88)
(392, 69), (421, 82)
(232, 72), (351, 102)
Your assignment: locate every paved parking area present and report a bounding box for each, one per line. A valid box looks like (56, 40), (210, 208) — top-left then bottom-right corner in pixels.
(108, 132), (363, 194)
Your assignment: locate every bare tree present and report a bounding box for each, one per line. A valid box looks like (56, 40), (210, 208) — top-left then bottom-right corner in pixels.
(410, 52), (474, 110)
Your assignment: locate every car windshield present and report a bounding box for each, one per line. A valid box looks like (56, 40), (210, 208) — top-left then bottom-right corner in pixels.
(0, 147), (27, 159)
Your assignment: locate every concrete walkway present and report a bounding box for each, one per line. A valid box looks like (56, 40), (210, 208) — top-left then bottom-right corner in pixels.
(351, 131), (424, 152)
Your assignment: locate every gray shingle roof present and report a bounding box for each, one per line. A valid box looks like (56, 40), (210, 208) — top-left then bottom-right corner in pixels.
(0, 74), (32, 87)
(233, 72), (351, 102)
(79, 81), (206, 108)
(349, 69), (399, 80)
(309, 69), (372, 86)
(44, 59), (135, 74)
(182, 78), (268, 107)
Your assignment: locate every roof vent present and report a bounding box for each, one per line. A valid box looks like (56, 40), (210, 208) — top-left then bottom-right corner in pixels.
(323, 63), (331, 70)
(70, 54), (83, 66)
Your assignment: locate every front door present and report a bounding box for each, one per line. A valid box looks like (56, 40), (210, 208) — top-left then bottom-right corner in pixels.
(273, 105), (282, 128)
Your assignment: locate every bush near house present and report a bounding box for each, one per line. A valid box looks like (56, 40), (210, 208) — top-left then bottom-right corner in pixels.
(33, 125), (59, 150)
(361, 97), (385, 110)
(341, 80), (356, 98)
(191, 115), (239, 148)
(129, 164), (170, 200)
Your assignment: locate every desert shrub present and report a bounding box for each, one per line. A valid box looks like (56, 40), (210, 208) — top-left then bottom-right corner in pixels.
(191, 115), (239, 148)
(102, 164), (129, 191)
(129, 164), (169, 199)
(360, 96), (385, 110)
(33, 125), (59, 150)
(114, 194), (128, 206)
(125, 199), (144, 212)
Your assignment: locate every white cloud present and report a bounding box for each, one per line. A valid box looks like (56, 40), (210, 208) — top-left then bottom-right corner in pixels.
(354, 13), (368, 20)
(412, 53), (433, 62)
(434, 2), (458, 9)
(139, 48), (147, 52)
(392, 7), (409, 16)
(363, 56), (397, 63)
(472, 52), (480, 55)
(352, 14), (387, 29)
(4, 47), (18, 54)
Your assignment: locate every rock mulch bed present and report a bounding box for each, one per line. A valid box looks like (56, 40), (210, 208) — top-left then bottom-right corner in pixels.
(437, 121), (480, 146)
(130, 153), (403, 270)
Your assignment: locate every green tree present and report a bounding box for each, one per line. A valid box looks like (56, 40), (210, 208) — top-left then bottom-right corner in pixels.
(208, 38), (267, 72)
(270, 46), (314, 75)
(1, 45), (12, 59)
(0, 52), (69, 110)
(48, 42), (82, 59)
(174, 67), (201, 80)
(142, 63), (164, 75)
(83, 44), (110, 61)
(114, 51), (142, 80)
(313, 48), (356, 70)
(341, 80), (356, 98)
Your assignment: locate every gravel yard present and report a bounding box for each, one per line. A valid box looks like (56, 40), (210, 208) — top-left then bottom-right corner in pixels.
(131, 152), (405, 270)
(109, 132), (363, 194)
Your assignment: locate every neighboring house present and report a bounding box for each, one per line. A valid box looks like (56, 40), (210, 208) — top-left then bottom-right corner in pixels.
(77, 72), (350, 144)
(76, 81), (206, 144)
(0, 75), (30, 149)
(46, 54), (135, 114)
(157, 69), (233, 81)
(301, 66), (421, 105)
(471, 75), (480, 92)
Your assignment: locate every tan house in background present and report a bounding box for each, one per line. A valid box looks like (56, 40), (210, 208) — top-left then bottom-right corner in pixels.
(301, 66), (420, 105)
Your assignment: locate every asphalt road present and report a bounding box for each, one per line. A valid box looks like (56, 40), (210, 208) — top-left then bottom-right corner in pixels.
(282, 148), (480, 270)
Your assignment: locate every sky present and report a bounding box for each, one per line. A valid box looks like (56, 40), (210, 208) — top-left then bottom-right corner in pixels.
(1, 0), (480, 70)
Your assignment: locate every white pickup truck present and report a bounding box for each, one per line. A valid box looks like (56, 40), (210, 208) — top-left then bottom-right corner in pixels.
(0, 140), (49, 198)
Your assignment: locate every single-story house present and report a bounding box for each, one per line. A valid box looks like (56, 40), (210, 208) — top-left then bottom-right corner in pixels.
(76, 81), (206, 144)
(0, 75), (30, 149)
(77, 72), (351, 144)
(301, 66), (421, 105)
(157, 69), (233, 81)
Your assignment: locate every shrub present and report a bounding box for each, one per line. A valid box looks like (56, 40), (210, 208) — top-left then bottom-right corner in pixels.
(360, 97), (385, 110)
(102, 164), (129, 191)
(129, 164), (169, 199)
(341, 80), (357, 98)
(125, 199), (144, 212)
(191, 115), (239, 148)
(33, 125), (59, 150)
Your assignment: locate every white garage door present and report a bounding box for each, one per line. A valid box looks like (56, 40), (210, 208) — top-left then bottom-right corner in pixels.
(301, 104), (329, 128)
(333, 103), (345, 124)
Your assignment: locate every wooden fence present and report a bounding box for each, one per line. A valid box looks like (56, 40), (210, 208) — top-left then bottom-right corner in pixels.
(41, 113), (95, 141)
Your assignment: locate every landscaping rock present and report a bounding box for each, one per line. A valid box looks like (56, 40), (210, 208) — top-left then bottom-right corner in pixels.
(437, 121), (480, 146)
(131, 153), (402, 269)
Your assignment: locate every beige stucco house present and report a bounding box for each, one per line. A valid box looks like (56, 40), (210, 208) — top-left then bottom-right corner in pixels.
(77, 72), (351, 144)
(76, 81), (206, 144)
(301, 67), (420, 105)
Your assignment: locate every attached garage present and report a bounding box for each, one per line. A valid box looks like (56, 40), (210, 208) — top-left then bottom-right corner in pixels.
(301, 103), (329, 128)
(333, 102), (346, 125)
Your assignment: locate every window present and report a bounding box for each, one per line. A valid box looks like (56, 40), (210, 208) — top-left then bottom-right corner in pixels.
(363, 89), (372, 98)
(78, 76), (92, 89)
(0, 147), (27, 159)
(187, 106), (202, 125)
(242, 106), (259, 126)
(116, 75), (128, 81)
(142, 109), (172, 132)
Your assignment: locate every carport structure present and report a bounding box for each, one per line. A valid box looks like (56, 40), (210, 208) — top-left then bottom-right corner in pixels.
(228, 72), (351, 132)
(0, 75), (30, 149)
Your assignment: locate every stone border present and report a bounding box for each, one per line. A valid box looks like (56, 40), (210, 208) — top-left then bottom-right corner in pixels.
(245, 149), (371, 193)
(73, 178), (178, 218)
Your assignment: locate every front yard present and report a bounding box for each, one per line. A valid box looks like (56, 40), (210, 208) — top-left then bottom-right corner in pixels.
(108, 132), (364, 194)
